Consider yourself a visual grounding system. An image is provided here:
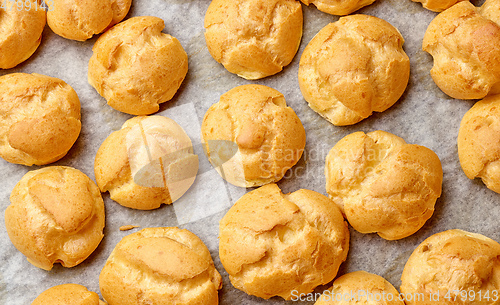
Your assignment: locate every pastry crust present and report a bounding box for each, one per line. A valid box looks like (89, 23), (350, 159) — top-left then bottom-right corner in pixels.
(88, 16), (188, 115)
(201, 84), (306, 187)
(423, 0), (500, 99)
(314, 271), (405, 304)
(412, 0), (465, 12)
(300, 0), (376, 16)
(94, 116), (198, 210)
(32, 284), (106, 305)
(99, 227), (222, 305)
(458, 94), (500, 194)
(400, 229), (500, 305)
(0, 0), (46, 69)
(219, 184), (349, 300)
(0, 73), (81, 166)
(5, 166), (105, 271)
(204, 0), (303, 79)
(47, 0), (132, 41)
(325, 131), (443, 240)
(299, 15), (410, 126)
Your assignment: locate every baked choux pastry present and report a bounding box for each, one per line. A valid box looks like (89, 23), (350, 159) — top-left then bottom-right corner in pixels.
(0, 0), (46, 69)
(412, 0), (465, 12)
(458, 94), (500, 194)
(0, 73), (81, 166)
(313, 271), (405, 304)
(5, 166), (105, 271)
(99, 227), (222, 305)
(423, 0), (500, 99)
(299, 15), (410, 126)
(300, 0), (376, 16)
(88, 16), (188, 115)
(201, 84), (306, 187)
(219, 184), (349, 300)
(401, 229), (500, 305)
(94, 116), (198, 210)
(32, 284), (106, 305)
(47, 0), (132, 41)
(325, 131), (443, 240)
(204, 0), (303, 79)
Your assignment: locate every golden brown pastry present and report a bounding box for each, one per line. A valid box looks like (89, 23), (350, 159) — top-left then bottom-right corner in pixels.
(88, 16), (188, 115)
(0, 73), (81, 166)
(47, 0), (132, 41)
(299, 15), (410, 126)
(94, 116), (198, 210)
(423, 0), (500, 99)
(219, 184), (349, 300)
(458, 94), (500, 194)
(204, 0), (303, 79)
(314, 271), (404, 304)
(412, 0), (465, 12)
(325, 131), (443, 240)
(300, 0), (376, 16)
(400, 229), (500, 305)
(201, 84), (306, 187)
(5, 166), (105, 271)
(32, 284), (106, 305)
(0, 0), (46, 69)
(99, 227), (222, 305)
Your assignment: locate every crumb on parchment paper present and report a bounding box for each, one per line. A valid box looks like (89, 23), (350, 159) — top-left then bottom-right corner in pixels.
(119, 225), (140, 231)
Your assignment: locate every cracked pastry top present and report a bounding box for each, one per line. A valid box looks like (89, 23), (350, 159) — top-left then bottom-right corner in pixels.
(314, 271), (405, 305)
(0, 73), (81, 166)
(88, 16), (188, 115)
(325, 130), (443, 240)
(31, 284), (106, 305)
(47, 0), (132, 41)
(99, 227), (222, 305)
(94, 116), (198, 210)
(299, 0), (377, 16)
(219, 184), (349, 300)
(201, 84), (306, 187)
(458, 94), (500, 194)
(204, 0), (303, 80)
(423, 0), (500, 99)
(412, 0), (465, 12)
(0, 0), (46, 69)
(401, 229), (500, 305)
(5, 166), (105, 271)
(298, 14), (410, 126)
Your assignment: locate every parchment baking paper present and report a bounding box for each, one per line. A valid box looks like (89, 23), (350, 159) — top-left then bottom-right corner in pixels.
(0, 0), (497, 304)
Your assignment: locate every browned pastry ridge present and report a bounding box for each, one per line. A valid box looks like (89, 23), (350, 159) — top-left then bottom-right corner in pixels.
(99, 227), (222, 305)
(204, 0), (303, 79)
(458, 94), (500, 194)
(47, 0), (132, 41)
(5, 166), (105, 270)
(31, 284), (106, 305)
(299, 14), (410, 126)
(412, 0), (465, 12)
(0, 0), (46, 69)
(423, 0), (500, 99)
(401, 229), (500, 305)
(88, 16), (188, 115)
(325, 131), (443, 240)
(201, 84), (306, 187)
(0, 73), (81, 166)
(219, 184), (349, 300)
